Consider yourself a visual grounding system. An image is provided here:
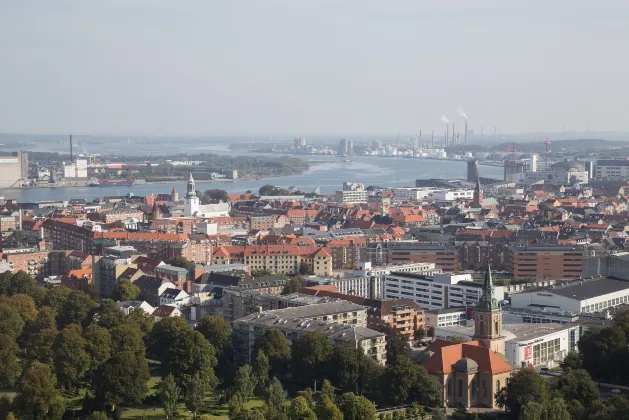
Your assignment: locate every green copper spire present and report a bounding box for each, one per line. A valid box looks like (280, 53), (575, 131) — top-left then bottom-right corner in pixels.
(476, 264), (500, 311)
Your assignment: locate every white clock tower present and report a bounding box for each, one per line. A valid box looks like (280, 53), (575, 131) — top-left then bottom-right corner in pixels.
(184, 173), (200, 216)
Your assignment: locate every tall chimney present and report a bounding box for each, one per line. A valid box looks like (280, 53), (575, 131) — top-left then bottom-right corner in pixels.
(452, 123), (455, 145)
(446, 124), (449, 147)
(70, 134), (73, 163)
(18, 209), (22, 231)
(465, 120), (469, 145)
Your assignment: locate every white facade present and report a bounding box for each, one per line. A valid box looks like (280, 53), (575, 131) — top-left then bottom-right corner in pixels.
(393, 188), (435, 202)
(335, 189), (368, 204)
(515, 170), (589, 186)
(384, 272), (505, 311)
(63, 159), (88, 178)
(511, 283), (629, 316)
(595, 160), (629, 180)
(159, 289), (191, 307)
(425, 308), (468, 328)
(330, 276), (379, 299)
(427, 189), (474, 202)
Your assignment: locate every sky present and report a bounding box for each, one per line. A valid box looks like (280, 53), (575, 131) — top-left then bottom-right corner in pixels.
(1, 0), (628, 136)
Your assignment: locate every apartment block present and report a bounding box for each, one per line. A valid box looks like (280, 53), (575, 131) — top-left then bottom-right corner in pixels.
(509, 245), (584, 279)
(232, 301), (386, 365)
(3, 248), (49, 279)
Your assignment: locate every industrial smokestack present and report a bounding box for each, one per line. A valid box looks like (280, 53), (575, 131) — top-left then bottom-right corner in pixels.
(452, 123), (455, 145)
(18, 209), (22, 231)
(70, 135), (73, 162)
(465, 120), (468, 145)
(431, 130), (434, 148)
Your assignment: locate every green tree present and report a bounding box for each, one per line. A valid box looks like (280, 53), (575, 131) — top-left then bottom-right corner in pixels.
(7, 271), (36, 296)
(288, 396), (317, 420)
(449, 335), (468, 344)
(167, 256), (195, 270)
(157, 374), (181, 420)
(322, 379), (336, 401)
(282, 277), (303, 294)
(316, 396), (344, 420)
(86, 412), (108, 420)
(328, 345), (372, 394)
(110, 323), (146, 356)
(298, 262), (311, 276)
(91, 299), (124, 329)
(233, 408), (266, 420)
(57, 290), (96, 329)
(13, 362), (66, 420)
(43, 286), (71, 314)
(0, 333), (20, 387)
(557, 369), (599, 408)
(291, 332), (332, 382)
(124, 308), (154, 335)
(23, 306), (58, 365)
(234, 364), (257, 401)
(544, 398), (571, 420)
(518, 401), (544, 420)
(496, 368), (549, 418)
(414, 326), (426, 340)
(83, 324), (112, 371)
(560, 350), (582, 372)
(337, 392), (377, 420)
(196, 315), (231, 358)
(93, 351), (150, 417)
(253, 349), (270, 389)
(255, 329), (291, 375)
(111, 279), (140, 301)
(205, 189), (230, 202)
(229, 393), (245, 418)
(371, 324), (410, 363)
(0, 294), (37, 321)
(430, 409), (446, 420)
(0, 304), (24, 339)
(579, 325), (626, 381)
(53, 323), (90, 390)
(265, 377), (287, 420)
(185, 372), (209, 419)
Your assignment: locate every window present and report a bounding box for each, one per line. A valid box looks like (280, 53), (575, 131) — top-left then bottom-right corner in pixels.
(479, 321), (484, 335)
(471, 379), (477, 400)
(447, 380), (452, 396)
(458, 380), (463, 397)
(482, 380), (487, 397)
(495, 320), (499, 335)
(496, 380), (500, 391)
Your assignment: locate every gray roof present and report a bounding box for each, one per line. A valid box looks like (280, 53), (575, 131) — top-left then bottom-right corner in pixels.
(155, 264), (189, 273)
(160, 288), (186, 299)
(246, 301), (366, 319)
(550, 278), (629, 301)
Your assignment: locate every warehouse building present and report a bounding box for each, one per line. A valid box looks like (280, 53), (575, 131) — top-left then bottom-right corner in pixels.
(0, 152), (28, 188)
(510, 277), (629, 315)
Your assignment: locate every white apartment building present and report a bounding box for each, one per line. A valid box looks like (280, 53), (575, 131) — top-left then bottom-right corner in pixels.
(335, 189), (368, 204)
(515, 170), (589, 186)
(232, 301), (387, 365)
(384, 272), (505, 311)
(393, 188), (435, 202)
(425, 307), (468, 328)
(427, 189), (474, 202)
(330, 276), (379, 299)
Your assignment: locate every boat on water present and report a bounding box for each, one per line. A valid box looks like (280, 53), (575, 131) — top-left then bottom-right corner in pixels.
(89, 179), (136, 187)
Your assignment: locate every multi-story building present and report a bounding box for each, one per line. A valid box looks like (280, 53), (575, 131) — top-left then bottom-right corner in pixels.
(393, 188), (435, 202)
(154, 263), (189, 290)
(2, 248), (49, 279)
(387, 242), (458, 271)
(326, 237), (367, 270)
(42, 219), (94, 253)
(93, 246), (140, 297)
(425, 307), (468, 329)
(508, 245), (584, 279)
(383, 271), (505, 311)
(427, 189), (474, 202)
(328, 276), (380, 299)
(232, 301), (386, 365)
(0, 151), (28, 188)
(213, 245), (333, 276)
(102, 208), (145, 224)
(594, 159), (629, 180)
(370, 299), (425, 341)
(335, 189), (368, 205)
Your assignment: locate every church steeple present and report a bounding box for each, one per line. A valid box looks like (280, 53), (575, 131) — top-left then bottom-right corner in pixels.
(476, 264), (500, 312)
(473, 169), (483, 207)
(186, 173), (196, 197)
(473, 264), (505, 354)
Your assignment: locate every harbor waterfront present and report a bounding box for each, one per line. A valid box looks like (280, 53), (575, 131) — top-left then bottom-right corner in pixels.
(0, 155), (503, 202)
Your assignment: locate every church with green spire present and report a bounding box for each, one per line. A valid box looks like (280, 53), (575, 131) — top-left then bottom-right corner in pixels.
(473, 264), (505, 355)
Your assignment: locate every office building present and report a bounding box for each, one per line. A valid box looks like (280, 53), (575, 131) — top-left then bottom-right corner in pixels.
(508, 245), (584, 279)
(387, 242), (458, 271)
(425, 307), (468, 329)
(335, 189), (368, 205)
(383, 271), (504, 311)
(595, 159), (629, 180)
(427, 189), (474, 202)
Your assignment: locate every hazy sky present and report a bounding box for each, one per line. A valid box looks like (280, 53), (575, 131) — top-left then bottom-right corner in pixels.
(1, 1), (628, 136)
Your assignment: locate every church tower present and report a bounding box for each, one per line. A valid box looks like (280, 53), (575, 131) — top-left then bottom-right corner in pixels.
(472, 170), (483, 207)
(184, 173), (200, 217)
(473, 264), (505, 355)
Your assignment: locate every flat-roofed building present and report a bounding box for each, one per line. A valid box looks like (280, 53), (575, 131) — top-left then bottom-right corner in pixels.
(387, 242), (458, 271)
(232, 301), (386, 365)
(508, 245), (584, 279)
